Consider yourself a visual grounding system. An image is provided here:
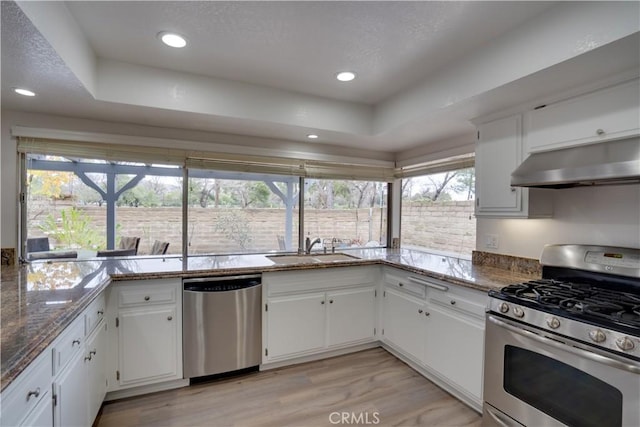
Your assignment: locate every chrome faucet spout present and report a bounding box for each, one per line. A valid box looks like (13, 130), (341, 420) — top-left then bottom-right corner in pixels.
(305, 237), (322, 254)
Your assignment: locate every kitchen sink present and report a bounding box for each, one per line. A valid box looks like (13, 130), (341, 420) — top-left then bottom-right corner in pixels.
(267, 253), (360, 264)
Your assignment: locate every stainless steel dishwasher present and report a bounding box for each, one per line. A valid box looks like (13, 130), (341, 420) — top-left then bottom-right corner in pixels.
(183, 274), (262, 379)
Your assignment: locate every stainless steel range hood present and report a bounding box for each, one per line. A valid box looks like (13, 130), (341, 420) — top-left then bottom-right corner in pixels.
(511, 138), (640, 188)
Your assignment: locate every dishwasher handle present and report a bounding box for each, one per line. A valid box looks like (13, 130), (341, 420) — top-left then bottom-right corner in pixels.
(183, 274), (261, 292)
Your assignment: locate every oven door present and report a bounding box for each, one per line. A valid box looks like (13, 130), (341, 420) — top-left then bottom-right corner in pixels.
(484, 314), (640, 427)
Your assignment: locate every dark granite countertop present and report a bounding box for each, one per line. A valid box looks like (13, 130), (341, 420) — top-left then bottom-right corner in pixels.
(1, 248), (538, 392)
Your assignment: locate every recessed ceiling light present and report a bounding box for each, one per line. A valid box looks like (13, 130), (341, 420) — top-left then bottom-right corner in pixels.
(307, 134), (319, 139)
(336, 71), (356, 82)
(14, 88), (36, 97)
(158, 32), (187, 48)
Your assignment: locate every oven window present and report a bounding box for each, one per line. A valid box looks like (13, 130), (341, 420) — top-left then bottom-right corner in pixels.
(504, 346), (622, 427)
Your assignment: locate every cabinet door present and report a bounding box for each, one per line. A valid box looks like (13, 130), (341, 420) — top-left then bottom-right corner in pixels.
(476, 115), (521, 213)
(327, 287), (376, 347)
(526, 79), (640, 153)
(382, 288), (424, 362)
(117, 306), (178, 386)
(21, 392), (53, 427)
(266, 293), (326, 359)
(87, 321), (107, 423)
(423, 305), (484, 400)
(53, 351), (88, 427)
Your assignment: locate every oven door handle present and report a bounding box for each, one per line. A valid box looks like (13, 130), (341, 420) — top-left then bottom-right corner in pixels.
(488, 315), (640, 374)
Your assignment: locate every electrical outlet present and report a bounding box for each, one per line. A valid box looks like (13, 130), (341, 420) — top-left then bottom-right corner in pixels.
(485, 234), (499, 249)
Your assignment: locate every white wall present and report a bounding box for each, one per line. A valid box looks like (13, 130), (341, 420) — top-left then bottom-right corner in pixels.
(476, 185), (640, 260)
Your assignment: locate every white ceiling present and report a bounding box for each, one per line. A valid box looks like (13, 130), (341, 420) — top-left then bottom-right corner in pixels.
(2, 1), (639, 160)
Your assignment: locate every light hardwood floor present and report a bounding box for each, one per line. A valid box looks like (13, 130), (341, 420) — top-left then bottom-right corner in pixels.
(96, 348), (482, 427)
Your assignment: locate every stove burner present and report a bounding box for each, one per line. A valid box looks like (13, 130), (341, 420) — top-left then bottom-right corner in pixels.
(495, 279), (640, 329)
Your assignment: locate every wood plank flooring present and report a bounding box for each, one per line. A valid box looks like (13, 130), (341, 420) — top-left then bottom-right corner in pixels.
(96, 348), (482, 427)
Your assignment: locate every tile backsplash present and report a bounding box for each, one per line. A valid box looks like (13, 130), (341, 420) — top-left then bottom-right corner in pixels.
(472, 250), (541, 276)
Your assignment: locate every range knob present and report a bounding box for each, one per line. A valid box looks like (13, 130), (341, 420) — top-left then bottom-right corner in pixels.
(589, 330), (606, 343)
(513, 307), (525, 318)
(499, 302), (509, 313)
(546, 317), (561, 329)
(615, 337), (635, 351)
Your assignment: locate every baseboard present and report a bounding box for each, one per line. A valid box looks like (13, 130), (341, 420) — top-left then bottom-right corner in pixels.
(104, 378), (189, 401)
(260, 342), (380, 371)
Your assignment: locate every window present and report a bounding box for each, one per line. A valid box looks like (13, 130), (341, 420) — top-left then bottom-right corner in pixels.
(400, 167), (475, 259)
(303, 179), (388, 250)
(187, 170), (299, 254)
(25, 154), (182, 258)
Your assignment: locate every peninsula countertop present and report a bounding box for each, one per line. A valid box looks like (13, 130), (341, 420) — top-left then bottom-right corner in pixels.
(1, 248), (538, 392)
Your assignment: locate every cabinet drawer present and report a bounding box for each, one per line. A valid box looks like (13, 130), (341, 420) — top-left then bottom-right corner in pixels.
(118, 284), (176, 308)
(0, 350), (51, 427)
(429, 289), (486, 319)
(384, 270), (427, 299)
(52, 316), (85, 376)
(85, 293), (106, 336)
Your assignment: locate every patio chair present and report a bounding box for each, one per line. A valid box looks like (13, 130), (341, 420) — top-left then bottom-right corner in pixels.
(150, 240), (169, 255)
(118, 236), (140, 255)
(26, 237), (50, 253)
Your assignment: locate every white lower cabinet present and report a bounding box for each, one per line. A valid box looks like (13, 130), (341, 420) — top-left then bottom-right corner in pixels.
(263, 266), (378, 362)
(52, 293), (107, 427)
(87, 322), (107, 422)
(382, 288), (424, 362)
(267, 293), (326, 358)
(423, 305), (484, 400)
(106, 278), (183, 392)
(53, 350), (88, 427)
(381, 267), (486, 411)
(327, 287), (376, 347)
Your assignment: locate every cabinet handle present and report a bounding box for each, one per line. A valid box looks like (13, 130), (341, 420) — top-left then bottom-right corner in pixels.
(398, 282), (404, 287)
(418, 309), (423, 314)
(321, 301), (325, 305)
(144, 296), (150, 301)
(90, 349), (97, 356)
(72, 339), (81, 346)
(85, 355), (92, 362)
(450, 300), (456, 305)
(425, 312), (431, 316)
(329, 300), (334, 304)
(596, 128), (605, 135)
(26, 388), (40, 401)
(97, 310), (104, 315)
(510, 187), (516, 192)
(167, 316), (173, 321)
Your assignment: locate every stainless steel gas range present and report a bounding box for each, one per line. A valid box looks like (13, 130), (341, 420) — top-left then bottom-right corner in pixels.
(483, 244), (640, 427)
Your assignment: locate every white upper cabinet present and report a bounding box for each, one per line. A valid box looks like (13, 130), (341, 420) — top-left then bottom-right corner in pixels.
(475, 115), (553, 218)
(525, 78), (640, 153)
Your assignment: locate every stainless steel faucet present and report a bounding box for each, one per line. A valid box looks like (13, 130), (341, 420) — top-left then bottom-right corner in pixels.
(305, 237), (321, 254)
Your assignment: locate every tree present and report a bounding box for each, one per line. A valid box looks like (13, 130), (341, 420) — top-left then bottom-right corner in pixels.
(451, 168), (475, 200)
(39, 207), (105, 250)
(428, 171), (458, 201)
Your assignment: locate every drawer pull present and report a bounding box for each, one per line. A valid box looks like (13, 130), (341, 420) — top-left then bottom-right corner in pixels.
(97, 310), (104, 315)
(596, 128), (605, 135)
(418, 309), (423, 314)
(72, 339), (81, 346)
(450, 300), (456, 305)
(26, 388), (40, 401)
(398, 283), (404, 287)
(90, 349), (97, 356)
(144, 296), (150, 301)
(425, 312), (431, 317)
(167, 316), (173, 321)
(408, 276), (449, 292)
(329, 300), (334, 304)
(85, 354), (92, 362)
